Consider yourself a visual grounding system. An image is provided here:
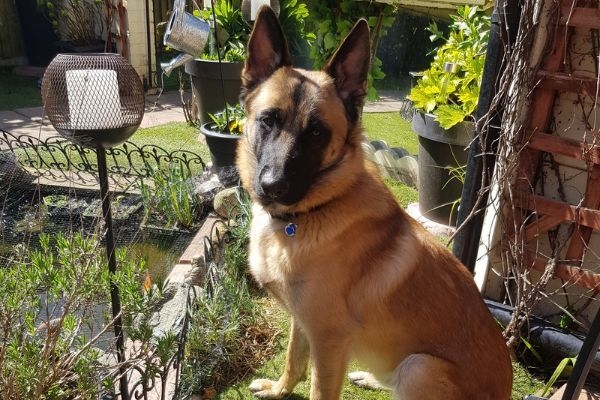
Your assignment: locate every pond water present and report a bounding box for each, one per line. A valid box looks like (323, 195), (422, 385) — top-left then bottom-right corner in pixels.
(126, 236), (191, 284)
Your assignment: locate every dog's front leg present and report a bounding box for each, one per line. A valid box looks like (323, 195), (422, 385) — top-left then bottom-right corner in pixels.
(249, 318), (309, 399)
(308, 336), (349, 400)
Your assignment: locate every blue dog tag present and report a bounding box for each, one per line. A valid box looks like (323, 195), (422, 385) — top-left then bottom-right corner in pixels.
(284, 222), (297, 237)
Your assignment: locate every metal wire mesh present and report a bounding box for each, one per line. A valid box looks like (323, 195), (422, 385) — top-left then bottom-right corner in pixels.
(41, 53), (145, 149)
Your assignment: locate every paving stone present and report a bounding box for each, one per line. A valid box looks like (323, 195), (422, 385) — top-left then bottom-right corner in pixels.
(14, 106), (44, 120)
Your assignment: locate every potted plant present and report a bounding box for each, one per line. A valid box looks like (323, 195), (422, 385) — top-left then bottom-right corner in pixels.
(185, 0), (250, 125)
(184, 0), (313, 124)
(200, 103), (244, 185)
(407, 5), (490, 225)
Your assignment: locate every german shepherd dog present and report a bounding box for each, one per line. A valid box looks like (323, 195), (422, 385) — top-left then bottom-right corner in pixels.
(237, 7), (512, 399)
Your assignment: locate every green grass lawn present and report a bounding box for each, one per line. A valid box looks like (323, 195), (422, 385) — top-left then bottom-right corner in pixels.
(363, 112), (418, 155)
(0, 70), (42, 110)
(363, 112), (419, 208)
(131, 121), (210, 162)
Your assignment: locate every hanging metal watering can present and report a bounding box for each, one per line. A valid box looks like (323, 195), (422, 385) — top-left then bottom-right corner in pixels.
(161, 53), (194, 77)
(161, 0), (210, 76)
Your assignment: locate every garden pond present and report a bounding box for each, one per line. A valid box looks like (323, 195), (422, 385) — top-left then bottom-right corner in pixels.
(0, 186), (199, 284)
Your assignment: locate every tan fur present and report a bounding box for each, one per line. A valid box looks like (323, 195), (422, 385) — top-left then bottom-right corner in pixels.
(237, 9), (512, 400)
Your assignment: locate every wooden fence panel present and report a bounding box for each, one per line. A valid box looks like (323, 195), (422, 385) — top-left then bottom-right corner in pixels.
(0, 0), (25, 61)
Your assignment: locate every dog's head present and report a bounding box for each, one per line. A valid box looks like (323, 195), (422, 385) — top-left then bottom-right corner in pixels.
(237, 6), (370, 215)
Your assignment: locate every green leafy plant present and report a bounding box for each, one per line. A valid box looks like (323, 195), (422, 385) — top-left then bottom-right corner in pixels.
(519, 336), (544, 364)
(517, 336), (576, 398)
(278, 0), (315, 57)
(208, 103), (246, 134)
(307, 0), (396, 99)
(442, 160), (467, 224)
(139, 163), (202, 230)
(408, 6), (490, 129)
(539, 356), (577, 397)
(193, 0), (314, 62)
(0, 232), (171, 399)
(195, 0), (250, 62)
(0, 233), (105, 399)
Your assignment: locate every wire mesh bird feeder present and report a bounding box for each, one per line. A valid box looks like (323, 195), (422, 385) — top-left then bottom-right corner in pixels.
(41, 52), (145, 400)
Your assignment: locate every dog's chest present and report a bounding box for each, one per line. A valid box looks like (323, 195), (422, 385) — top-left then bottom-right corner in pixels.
(249, 220), (298, 284)
(247, 209), (313, 296)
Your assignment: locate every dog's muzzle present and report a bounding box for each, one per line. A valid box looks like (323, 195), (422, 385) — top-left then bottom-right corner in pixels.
(260, 168), (290, 201)
(256, 165), (291, 202)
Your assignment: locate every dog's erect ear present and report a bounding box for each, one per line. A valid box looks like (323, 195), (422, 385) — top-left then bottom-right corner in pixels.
(241, 6), (291, 98)
(324, 19), (370, 123)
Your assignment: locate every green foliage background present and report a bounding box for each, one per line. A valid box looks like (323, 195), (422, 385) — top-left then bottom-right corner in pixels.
(305, 0), (396, 99)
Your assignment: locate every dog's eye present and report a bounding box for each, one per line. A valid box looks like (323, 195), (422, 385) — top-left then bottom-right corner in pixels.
(260, 116), (275, 128)
(311, 129), (321, 137)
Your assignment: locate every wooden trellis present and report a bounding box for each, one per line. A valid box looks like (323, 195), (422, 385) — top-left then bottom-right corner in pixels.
(512, 0), (600, 290)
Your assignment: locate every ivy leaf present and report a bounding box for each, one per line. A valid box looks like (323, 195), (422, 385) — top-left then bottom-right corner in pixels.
(337, 20), (353, 35)
(427, 21), (444, 42)
(382, 16), (396, 26)
(372, 68), (386, 80)
(340, 0), (353, 13)
(318, 20), (331, 34)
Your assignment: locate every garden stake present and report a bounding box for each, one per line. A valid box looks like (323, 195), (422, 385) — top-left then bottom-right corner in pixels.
(98, 146), (130, 400)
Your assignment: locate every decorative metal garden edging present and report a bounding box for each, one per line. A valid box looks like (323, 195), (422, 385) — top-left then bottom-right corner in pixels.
(0, 129), (206, 188)
(127, 286), (198, 400)
(114, 206), (231, 400)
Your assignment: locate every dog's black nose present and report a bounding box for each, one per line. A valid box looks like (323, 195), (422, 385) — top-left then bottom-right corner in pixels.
(260, 172), (290, 200)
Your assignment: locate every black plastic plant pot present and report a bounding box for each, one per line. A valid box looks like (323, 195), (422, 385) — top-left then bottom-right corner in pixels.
(412, 112), (472, 226)
(200, 123), (241, 169)
(185, 60), (243, 125)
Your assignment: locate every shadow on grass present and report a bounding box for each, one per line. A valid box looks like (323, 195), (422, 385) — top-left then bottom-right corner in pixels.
(286, 394), (308, 400)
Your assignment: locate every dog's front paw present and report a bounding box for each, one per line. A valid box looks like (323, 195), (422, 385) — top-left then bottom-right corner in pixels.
(249, 379), (289, 399)
(348, 371), (388, 391)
